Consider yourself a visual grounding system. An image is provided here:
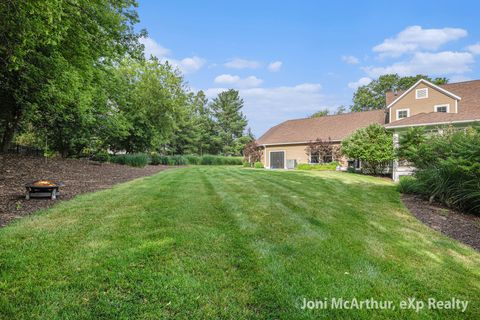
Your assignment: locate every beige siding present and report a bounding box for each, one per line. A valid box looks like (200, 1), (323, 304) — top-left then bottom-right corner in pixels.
(390, 82), (457, 122)
(261, 143), (348, 168)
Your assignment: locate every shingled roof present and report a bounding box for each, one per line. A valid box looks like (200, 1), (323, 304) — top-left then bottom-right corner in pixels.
(257, 109), (386, 145)
(385, 80), (480, 128)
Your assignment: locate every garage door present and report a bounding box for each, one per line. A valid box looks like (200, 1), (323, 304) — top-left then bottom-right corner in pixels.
(270, 151), (285, 169)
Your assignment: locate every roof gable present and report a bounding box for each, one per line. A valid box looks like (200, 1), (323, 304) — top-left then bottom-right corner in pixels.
(386, 79), (461, 110)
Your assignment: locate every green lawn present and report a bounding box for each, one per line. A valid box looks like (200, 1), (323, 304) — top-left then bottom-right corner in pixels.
(0, 167), (479, 319)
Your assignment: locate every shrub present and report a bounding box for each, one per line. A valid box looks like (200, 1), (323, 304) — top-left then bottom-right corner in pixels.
(341, 124), (395, 175)
(185, 155), (200, 165)
(296, 162), (339, 171)
(243, 162), (252, 167)
(91, 151), (110, 163)
(397, 126), (480, 214)
(150, 153), (161, 165)
(254, 162), (264, 168)
(397, 176), (426, 194)
(171, 155), (187, 165)
(111, 153), (149, 167)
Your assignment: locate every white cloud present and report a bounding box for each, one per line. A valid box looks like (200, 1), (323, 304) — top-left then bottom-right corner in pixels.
(348, 77), (372, 89)
(364, 51), (475, 77)
(224, 58), (261, 69)
(173, 56), (206, 74)
(140, 37), (170, 58)
(139, 37), (205, 74)
(373, 26), (467, 57)
(214, 74), (263, 88)
(467, 43), (480, 55)
(341, 55), (360, 64)
(204, 83), (338, 136)
(267, 61), (283, 72)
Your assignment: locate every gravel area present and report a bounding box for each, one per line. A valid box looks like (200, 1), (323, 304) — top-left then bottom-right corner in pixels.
(0, 154), (169, 227)
(402, 194), (480, 251)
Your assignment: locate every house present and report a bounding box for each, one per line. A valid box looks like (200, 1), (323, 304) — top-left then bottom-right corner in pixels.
(257, 79), (480, 180)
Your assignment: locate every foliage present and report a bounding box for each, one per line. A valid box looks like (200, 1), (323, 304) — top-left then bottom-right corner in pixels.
(111, 153), (149, 167)
(397, 126), (480, 213)
(243, 141), (263, 164)
(304, 138), (340, 164)
(341, 124), (395, 175)
(91, 151), (110, 163)
(397, 176), (427, 195)
(296, 162), (339, 171)
(0, 0), (143, 153)
(210, 89), (250, 155)
(310, 109), (330, 118)
(185, 155), (201, 165)
(254, 162), (264, 168)
(351, 74), (448, 111)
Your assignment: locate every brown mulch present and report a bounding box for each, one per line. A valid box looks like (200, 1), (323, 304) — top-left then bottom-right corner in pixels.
(402, 194), (480, 251)
(0, 154), (170, 227)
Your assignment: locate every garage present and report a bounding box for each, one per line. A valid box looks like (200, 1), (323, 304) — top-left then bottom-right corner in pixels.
(270, 151), (285, 169)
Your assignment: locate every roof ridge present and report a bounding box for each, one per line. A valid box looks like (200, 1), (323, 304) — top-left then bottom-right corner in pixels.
(285, 109), (384, 123)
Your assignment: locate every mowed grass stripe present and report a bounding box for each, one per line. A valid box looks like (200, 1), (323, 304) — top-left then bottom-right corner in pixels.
(0, 167), (479, 319)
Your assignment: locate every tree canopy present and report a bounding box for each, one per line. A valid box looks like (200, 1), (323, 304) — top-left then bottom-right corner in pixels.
(0, 1), (252, 157)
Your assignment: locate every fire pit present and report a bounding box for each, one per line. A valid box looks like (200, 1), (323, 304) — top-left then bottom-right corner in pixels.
(25, 180), (64, 200)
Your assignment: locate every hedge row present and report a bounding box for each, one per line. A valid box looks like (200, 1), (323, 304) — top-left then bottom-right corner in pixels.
(103, 153), (243, 167)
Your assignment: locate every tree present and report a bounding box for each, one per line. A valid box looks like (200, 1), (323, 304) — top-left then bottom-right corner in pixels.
(305, 138), (339, 163)
(310, 109), (330, 118)
(243, 141), (263, 164)
(115, 58), (189, 153)
(0, 0), (143, 152)
(350, 74), (449, 112)
(210, 89), (249, 155)
(341, 124), (395, 175)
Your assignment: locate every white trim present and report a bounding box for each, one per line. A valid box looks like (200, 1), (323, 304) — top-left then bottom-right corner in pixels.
(386, 79), (461, 110)
(455, 100), (458, 113)
(260, 139), (341, 147)
(415, 88), (428, 99)
(385, 119), (480, 129)
(268, 150), (286, 169)
(434, 104), (450, 113)
(396, 108), (410, 120)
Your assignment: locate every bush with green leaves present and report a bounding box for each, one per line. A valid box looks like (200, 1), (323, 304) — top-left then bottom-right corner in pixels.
(398, 126), (480, 214)
(341, 124), (395, 175)
(149, 153), (161, 165)
(296, 162), (339, 171)
(254, 162), (264, 168)
(111, 153), (149, 167)
(91, 151), (110, 163)
(185, 155), (200, 165)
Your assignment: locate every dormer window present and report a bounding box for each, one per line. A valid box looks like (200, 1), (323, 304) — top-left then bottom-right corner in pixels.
(415, 88), (428, 99)
(397, 109), (409, 119)
(435, 104), (449, 113)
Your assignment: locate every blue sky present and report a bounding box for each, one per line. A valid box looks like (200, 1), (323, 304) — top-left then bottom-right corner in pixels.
(136, 0), (480, 136)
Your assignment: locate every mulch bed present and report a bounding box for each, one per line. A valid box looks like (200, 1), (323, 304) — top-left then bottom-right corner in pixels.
(402, 194), (480, 251)
(0, 154), (169, 227)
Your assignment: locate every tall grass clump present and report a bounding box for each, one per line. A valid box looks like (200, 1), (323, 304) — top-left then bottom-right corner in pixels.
(397, 126), (480, 214)
(296, 162), (339, 171)
(111, 153), (149, 167)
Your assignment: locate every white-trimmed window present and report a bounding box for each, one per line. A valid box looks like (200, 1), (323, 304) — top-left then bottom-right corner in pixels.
(434, 104), (449, 113)
(415, 88), (428, 99)
(397, 108), (410, 120)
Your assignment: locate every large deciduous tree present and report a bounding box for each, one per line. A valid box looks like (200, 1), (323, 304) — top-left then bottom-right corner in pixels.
(0, 0), (143, 152)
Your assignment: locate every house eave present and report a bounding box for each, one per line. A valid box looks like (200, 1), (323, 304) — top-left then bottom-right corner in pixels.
(384, 119), (479, 130)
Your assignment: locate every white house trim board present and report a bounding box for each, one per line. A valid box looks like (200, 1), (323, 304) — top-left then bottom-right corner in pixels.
(434, 104), (450, 113)
(386, 79), (461, 110)
(385, 119), (480, 129)
(260, 140), (341, 147)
